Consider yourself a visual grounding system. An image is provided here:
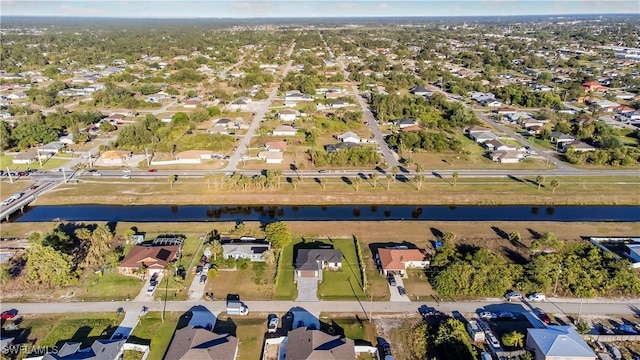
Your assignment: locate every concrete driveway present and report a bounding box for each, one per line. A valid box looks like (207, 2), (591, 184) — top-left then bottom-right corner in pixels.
(188, 272), (207, 301)
(389, 275), (410, 302)
(295, 277), (319, 302)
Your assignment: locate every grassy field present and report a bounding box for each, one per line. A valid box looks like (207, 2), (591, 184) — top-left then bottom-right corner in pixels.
(213, 315), (268, 360)
(314, 238), (366, 301)
(75, 272), (145, 301)
(274, 244), (298, 300)
(0, 155), (69, 171)
(129, 311), (183, 360)
(0, 313), (119, 359)
(205, 262), (276, 300)
(27, 174), (640, 206)
(401, 270), (435, 301)
(319, 314), (377, 343)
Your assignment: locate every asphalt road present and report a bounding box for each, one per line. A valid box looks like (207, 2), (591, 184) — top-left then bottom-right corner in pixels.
(3, 298), (638, 317)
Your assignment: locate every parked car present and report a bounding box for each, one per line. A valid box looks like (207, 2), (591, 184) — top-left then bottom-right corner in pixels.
(1, 309), (18, 319)
(387, 274), (396, 286)
(497, 311), (514, 319)
(199, 274), (207, 284)
(268, 314), (279, 333)
(505, 291), (522, 301)
(479, 311), (495, 320)
(203, 263), (211, 271)
(526, 293), (546, 301)
(196, 265), (203, 275)
(539, 312), (551, 324)
(487, 334), (501, 348)
(146, 285), (156, 295)
(397, 286), (406, 296)
(17, 171), (27, 177)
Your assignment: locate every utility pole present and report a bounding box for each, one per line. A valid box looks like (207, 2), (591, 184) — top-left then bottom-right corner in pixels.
(162, 273), (168, 323)
(6, 167), (13, 183)
(553, 263), (562, 295)
(577, 297), (584, 324)
(145, 148), (150, 167)
(62, 168), (67, 183)
(369, 293), (373, 322)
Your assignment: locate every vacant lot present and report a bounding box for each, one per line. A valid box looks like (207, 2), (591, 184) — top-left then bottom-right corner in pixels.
(401, 270), (435, 301)
(205, 262), (276, 300)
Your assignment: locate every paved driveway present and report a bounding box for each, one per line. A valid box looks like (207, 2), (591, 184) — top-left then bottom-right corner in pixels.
(389, 275), (410, 302)
(295, 277), (319, 302)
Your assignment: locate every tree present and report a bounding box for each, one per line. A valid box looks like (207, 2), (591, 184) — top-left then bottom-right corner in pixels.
(391, 166), (399, 182)
(371, 173), (379, 188)
(443, 231), (456, 242)
(385, 174), (393, 190)
(24, 242), (75, 288)
(99, 121), (116, 133)
(320, 177), (327, 190)
(414, 174), (425, 190)
(536, 175), (544, 190)
(264, 222), (292, 251)
(83, 224), (113, 268)
(123, 227), (136, 243)
(550, 180), (559, 192)
(0, 263), (10, 285)
(508, 231), (521, 244)
(204, 173), (214, 191)
(501, 331), (524, 348)
(168, 174), (177, 189)
(210, 239), (223, 262)
(452, 171), (459, 186)
(416, 163), (424, 174)
(261, 249), (275, 264)
(353, 177), (362, 192)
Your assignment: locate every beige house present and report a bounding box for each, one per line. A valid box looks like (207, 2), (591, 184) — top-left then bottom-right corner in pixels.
(100, 150), (130, 166)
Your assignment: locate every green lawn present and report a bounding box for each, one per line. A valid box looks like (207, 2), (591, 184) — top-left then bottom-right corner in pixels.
(401, 270), (435, 301)
(76, 272), (145, 301)
(129, 312), (184, 360)
(274, 246), (298, 300)
(0, 155), (70, 171)
(214, 315), (268, 360)
(1, 313), (119, 358)
(319, 315), (376, 342)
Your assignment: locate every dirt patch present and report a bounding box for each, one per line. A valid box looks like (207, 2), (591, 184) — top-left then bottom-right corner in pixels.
(374, 314), (422, 360)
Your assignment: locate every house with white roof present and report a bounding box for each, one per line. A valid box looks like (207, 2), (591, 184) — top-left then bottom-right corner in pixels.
(526, 325), (596, 360)
(337, 131), (361, 143)
(273, 125), (297, 136)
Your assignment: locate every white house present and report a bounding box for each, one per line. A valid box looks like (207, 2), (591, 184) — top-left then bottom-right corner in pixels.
(490, 150), (522, 163)
(37, 141), (65, 154)
(278, 109), (299, 121)
(284, 90), (314, 102)
(337, 131), (361, 143)
(58, 134), (74, 145)
(222, 241), (271, 262)
(12, 151), (38, 164)
(258, 151), (284, 164)
(273, 125), (297, 136)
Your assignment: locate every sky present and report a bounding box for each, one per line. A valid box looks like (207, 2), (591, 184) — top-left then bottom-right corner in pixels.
(1, 0), (639, 18)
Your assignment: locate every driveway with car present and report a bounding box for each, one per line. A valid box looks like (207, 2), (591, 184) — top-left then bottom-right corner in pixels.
(389, 274), (410, 302)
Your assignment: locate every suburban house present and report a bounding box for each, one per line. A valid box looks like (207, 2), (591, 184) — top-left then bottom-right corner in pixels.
(285, 327), (356, 360)
(582, 81), (608, 93)
(265, 140), (286, 152)
(117, 245), (181, 276)
(228, 97), (250, 111)
(396, 118), (418, 129)
(295, 249), (342, 277)
(176, 150), (215, 164)
(550, 132), (576, 144)
(58, 134), (74, 145)
(470, 92), (495, 103)
(325, 142), (360, 153)
(42, 339), (126, 360)
(337, 131), (361, 143)
(377, 248), (430, 276)
(37, 141), (65, 154)
(258, 151), (284, 164)
(483, 100), (503, 107)
(526, 326), (597, 360)
(164, 327), (239, 360)
(222, 240), (271, 261)
(563, 140), (596, 153)
(496, 107), (517, 115)
(183, 98), (202, 109)
(329, 100), (350, 108)
(12, 151), (38, 164)
(469, 131), (497, 143)
(626, 244), (640, 263)
(273, 125), (297, 136)
(410, 85), (432, 97)
(278, 109), (299, 121)
(215, 118), (234, 128)
(490, 150), (523, 163)
(284, 90), (314, 102)
(100, 150), (130, 166)
(484, 139), (518, 152)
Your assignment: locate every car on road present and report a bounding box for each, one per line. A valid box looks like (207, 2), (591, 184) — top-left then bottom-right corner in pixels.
(122, 175), (131, 179)
(397, 286), (406, 296)
(148, 169), (157, 173)
(268, 314), (279, 333)
(318, 170), (328, 173)
(1, 198), (15, 206)
(387, 274), (396, 286)
(526, 293), (546, 301)
(92, 172), (102, 176)
(10, 192), (24, 200)
(17, 171), (27, 177)
(29, 185), (39, 190)
(505, 291), (522, 301)
(479, 311), (495, 320)
(122, 169), (132, 173)
(1, 309), (18, 319)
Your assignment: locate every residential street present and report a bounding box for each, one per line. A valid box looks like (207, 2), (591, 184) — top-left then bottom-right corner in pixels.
(3, 297), (638, 317)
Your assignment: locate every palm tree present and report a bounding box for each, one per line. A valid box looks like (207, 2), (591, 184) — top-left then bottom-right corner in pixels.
(452, 171), (459, 186)
(414, 174), (425, 190)
(274, 170), (283, 189)
(391, 166), (399, 183)
(416, 163), (424, 174)
(536, 175), (544, 190)
(168, 174), (177, 189)
(550, 180), (559, 192)
(291, 177), (299, 190)
(320, 177), (327, 190)
(385, 174), (393, 190)
(204, 173), (214, 190)
(371, 173), (379, 188)
(353, 177), (362, 192)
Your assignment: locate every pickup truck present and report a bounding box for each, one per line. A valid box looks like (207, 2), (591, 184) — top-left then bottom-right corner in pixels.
(226, 300), (249, 316)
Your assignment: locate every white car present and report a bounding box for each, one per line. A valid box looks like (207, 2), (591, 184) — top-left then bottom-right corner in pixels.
(122, 169), (132, 173)
(479, 311), (495, 320)
(526, 293), (546, 301)
(146, 285), (156, 295)
(487, 334), (501, 349)
(267, 315), (279, 333)
(122, 175), (131, 179)
(92, 172), (102, 176)
(505, 291), (522, 301)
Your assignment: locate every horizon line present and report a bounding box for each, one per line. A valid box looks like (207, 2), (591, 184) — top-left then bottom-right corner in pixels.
(2, 13), (640, 20)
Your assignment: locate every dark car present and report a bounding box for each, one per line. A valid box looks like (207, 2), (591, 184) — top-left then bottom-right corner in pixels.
(29, 185), (39, 190)
(397, 286), (406, 296)
(1, 309), (18, 320)
(539, 312), (551, 324)
(17, 171), (27, 177)
(387, 274), (396, 286)
(196, 265), (203, 275)
(199, 274), (207, 284)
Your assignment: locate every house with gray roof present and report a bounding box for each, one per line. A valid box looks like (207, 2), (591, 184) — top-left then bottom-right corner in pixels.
(285, 327), (355, 360)
(222, 241), (271, 262)
(526, 325), (596, 360)
(164, 327), (239, 360)
(42, 339), (125, 360)
(295, 249), (342, 277)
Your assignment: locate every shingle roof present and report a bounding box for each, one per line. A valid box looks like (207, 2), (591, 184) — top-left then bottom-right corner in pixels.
(378, 248), (428, 271)
(117, 245), (180, 270)
(286, 327), (355, 360)
(42, 339), (125, 360)
(295, 249), (342, 271)
(164, 327), (238, 360)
